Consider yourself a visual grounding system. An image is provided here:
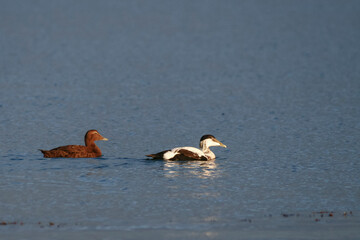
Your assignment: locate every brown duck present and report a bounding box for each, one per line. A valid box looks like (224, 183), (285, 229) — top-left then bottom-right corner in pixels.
(39, 130), (108, 158)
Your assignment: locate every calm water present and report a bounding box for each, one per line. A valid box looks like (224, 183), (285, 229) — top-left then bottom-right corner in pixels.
(1, 0), (359, 239)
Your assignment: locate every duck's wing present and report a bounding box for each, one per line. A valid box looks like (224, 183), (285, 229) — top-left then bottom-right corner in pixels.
(146, 147), (208, 161)
(166, 147), (208, 161)
(40, 145), (97, 158)
(50, 145), (84, 151)
(40, 148), (72, 158)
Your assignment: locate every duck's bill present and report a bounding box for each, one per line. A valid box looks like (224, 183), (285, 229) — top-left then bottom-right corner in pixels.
(215, 139), (227, 148)
(101, 137), (109, 141)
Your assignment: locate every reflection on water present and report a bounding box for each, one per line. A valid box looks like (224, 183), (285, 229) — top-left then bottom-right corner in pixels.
(163, 160), (220, 179)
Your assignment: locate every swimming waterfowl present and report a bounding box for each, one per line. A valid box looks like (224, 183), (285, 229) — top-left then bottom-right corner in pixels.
(146, 135), (227, 161)
(39, 130), (108, 158)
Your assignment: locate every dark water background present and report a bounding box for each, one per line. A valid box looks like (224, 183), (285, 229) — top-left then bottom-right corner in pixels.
(0, 0), (359, 239)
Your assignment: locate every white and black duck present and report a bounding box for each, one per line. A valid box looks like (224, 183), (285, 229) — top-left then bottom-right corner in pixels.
(146, 135), (227, 161)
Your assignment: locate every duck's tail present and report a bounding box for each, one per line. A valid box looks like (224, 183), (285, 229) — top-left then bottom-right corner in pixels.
(39, 149), (49, 158)
(146, 150), (170, 159)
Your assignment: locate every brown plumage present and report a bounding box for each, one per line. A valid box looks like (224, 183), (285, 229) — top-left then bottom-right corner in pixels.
(39, 130), (108, 158)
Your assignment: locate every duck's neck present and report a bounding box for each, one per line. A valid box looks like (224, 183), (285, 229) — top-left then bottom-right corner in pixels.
(85, 140), (102, 157)
(200, 144), (216, 160)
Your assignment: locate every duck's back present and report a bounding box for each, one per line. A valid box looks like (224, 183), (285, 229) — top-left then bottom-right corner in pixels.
(40, 145), (98, 158)
(167, 147), (207, 160)
(147, 147), (207, 160)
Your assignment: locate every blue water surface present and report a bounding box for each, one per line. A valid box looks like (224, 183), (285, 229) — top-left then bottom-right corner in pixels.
(0, 0), (359, 239)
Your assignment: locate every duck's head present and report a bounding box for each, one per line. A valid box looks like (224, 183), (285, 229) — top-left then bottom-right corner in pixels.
(85, 129), (108, 145)
(199, 134), (227, 150)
